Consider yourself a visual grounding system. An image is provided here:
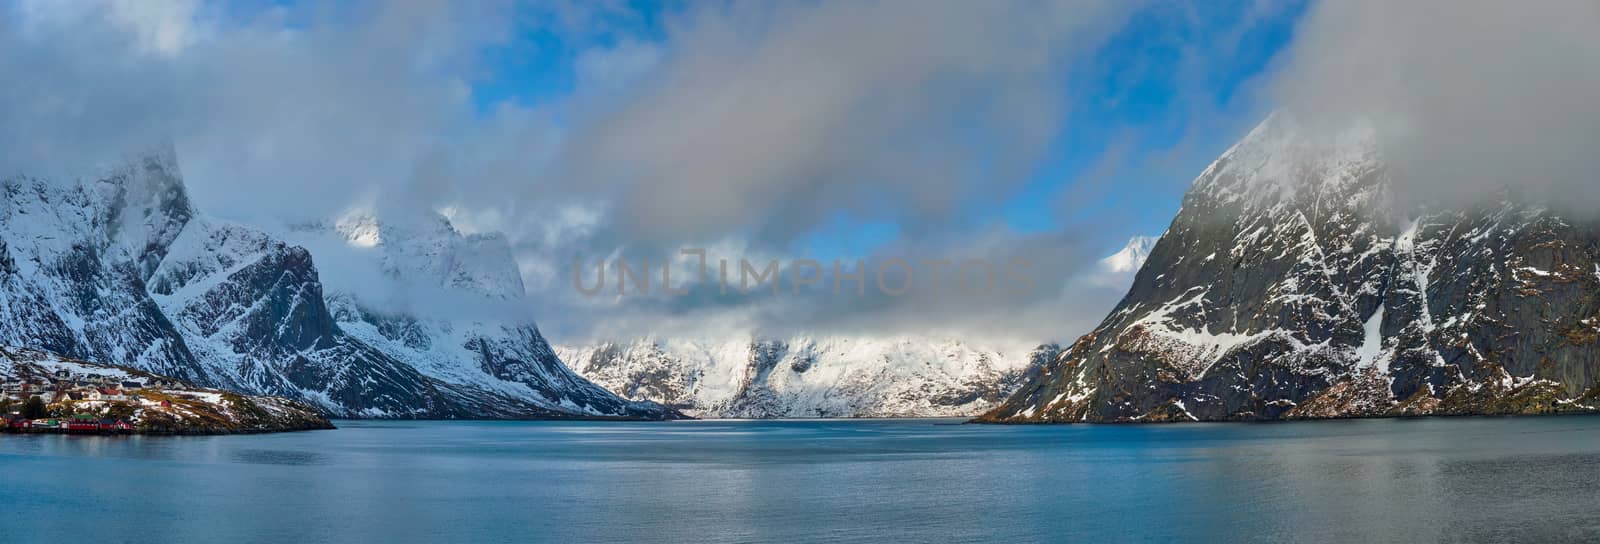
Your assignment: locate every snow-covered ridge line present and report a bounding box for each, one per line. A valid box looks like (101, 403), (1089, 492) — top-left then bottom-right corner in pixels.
(0, 150), (675, 420)
(562, 335), (1059, 418)
(288, 210), (526, 300)
(561, 235), (1155, 419)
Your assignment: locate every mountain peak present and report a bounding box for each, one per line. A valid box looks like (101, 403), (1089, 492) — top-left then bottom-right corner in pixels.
(1101, 235), (1156, 274)
(313, 209), (526, 299)
(982, 109), (1600, 424)
(1192, 112), (1381, 209)
(0, 153), (666, 420)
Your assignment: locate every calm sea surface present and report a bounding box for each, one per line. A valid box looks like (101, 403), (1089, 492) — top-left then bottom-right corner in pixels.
(4, 416), (1600, 543)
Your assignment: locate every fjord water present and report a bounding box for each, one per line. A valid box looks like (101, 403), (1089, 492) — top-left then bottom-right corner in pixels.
(4, 417), (1599, 542)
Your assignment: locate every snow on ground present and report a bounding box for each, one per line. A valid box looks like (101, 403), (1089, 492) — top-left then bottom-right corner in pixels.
(1356, 304), (1387, 372)
(562, 334), (1046, 418)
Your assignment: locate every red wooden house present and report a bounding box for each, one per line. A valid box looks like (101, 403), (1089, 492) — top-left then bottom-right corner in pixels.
(66, 414), (102, 431)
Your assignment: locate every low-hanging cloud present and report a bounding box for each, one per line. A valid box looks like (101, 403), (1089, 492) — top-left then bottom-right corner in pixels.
(537, 225), (1136, 346)
(1272, 0), (1600, 212)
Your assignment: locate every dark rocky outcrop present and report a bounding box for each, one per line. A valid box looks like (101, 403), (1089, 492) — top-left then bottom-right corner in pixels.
(980, 114), (1600, 423)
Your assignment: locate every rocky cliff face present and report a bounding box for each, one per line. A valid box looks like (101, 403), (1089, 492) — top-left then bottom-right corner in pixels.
(563, 336), (1058, 418)
(0, 150), (674, 419)
(980, 114), (1600, 423)
(285, 212), (676, 419)
(0, 149), (209, 384)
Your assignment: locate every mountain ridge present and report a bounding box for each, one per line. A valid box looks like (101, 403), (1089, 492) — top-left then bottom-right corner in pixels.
(560, 235), (1157, 418)
(0, 150), (676, 420)
(979, 113), (1600, 423)
(562, 335), (1059, 418)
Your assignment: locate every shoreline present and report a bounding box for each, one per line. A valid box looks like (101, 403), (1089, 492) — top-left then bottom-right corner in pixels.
(1, 422), (337, 436)
(967, 407), (1600, 425)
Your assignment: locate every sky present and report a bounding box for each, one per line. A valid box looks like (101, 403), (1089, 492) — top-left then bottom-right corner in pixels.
(2, 0), (1594, 346)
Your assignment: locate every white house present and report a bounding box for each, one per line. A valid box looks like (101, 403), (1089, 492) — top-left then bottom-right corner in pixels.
(90, 388), (128, 402)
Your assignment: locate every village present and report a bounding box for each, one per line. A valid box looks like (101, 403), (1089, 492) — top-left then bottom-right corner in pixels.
(2, 347), (334, 435)
(1, 366), (183, 434)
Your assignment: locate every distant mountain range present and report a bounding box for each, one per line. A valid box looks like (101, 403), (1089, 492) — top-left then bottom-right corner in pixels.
(562, 336), (1059, 418)
(981, 113), (1600, 423)
(559, 237), (1153, 418)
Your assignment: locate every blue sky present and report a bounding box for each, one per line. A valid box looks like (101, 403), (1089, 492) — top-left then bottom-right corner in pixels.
(1016, 1), (1305, 241)
(471, 1), (675, 113)
(458, 1), (1308, 260)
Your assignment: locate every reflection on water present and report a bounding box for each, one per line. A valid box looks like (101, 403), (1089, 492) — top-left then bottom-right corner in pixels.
(4, 416), (1600, 542)
(230, 448), (327, 466)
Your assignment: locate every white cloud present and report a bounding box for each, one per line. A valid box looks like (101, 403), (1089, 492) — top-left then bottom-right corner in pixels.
(0, 1), (1249, 346)
(551, 0), (1124, 247)
(1272, 0), (1600, 212)
(574, 41), (662, 93)
(17, 0), (202, 55)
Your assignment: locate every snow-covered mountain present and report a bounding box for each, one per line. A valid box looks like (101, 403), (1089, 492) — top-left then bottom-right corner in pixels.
(0, 148), (674, 419)
(1100, 235), (1155, 274)
(317, 212), (526, 300)
(981, 113), (1600, 423)
(284, 211), (672, 419)
(0, 148), (209, 384)
(558, 237), (1158, 418)
(561, 336), (1060, 418)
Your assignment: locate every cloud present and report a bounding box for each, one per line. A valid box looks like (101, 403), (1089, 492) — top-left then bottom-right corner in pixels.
(740, 227), (1132, 345)
(0, 0), (1208, 347)
(1272, 0), (1600, 212)
(16, 0), (203, 55)
(551, 0), (1124, 248)
(527, 224), (1155, 346)
(0, 0), (522, 224)
(573, 40), (662, 94)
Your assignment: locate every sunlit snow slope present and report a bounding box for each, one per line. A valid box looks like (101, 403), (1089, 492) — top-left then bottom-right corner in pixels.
(0, 149), (673, 419)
